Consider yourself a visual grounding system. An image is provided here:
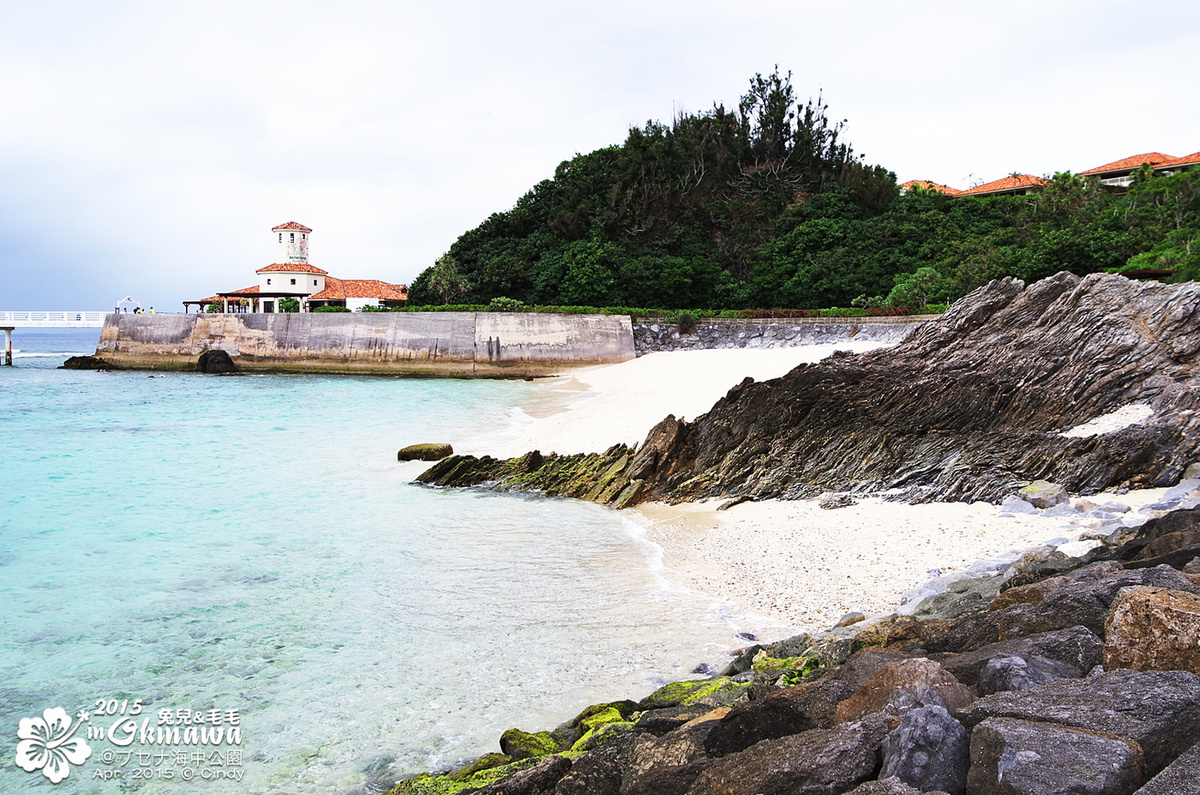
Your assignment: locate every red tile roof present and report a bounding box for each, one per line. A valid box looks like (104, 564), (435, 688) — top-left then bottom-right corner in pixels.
(958, 174), (1048, 197)
(256, 262), (329, 274)
(197, 286), (260, 302)
(900, 180), (963, 196)
(1160, 151), (1200, 169)
(272, 221), (312, 232)
(309, 277), (408, 301)
(1080, 152), (1176, 176)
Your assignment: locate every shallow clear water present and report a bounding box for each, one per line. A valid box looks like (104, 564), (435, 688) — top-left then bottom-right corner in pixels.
(1, 330), (759, 794)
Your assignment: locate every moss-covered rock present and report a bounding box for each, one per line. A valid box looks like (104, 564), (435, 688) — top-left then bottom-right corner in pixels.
(569, 701), (638, 731)
(387, 755), (542, 795)
(569, 720), (635, 753)
(416, 445), (643, 509)
(446, 752), (511, 781)
(751, 654), (813, 673)
(637, 677), (750, 710)
(498, 728), (567, 760)
(398, 443), (454, 462)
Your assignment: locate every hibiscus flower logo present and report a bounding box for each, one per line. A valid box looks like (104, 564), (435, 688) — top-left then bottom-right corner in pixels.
(14, 707), (92, 783)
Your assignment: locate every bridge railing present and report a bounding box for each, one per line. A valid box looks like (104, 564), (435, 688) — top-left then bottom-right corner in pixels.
(0, 311), (110, 327)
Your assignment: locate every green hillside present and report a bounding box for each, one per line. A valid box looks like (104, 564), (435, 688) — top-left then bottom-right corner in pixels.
(408, 70), (1200, 310)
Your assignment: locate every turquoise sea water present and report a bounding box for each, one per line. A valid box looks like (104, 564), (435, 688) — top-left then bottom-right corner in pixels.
(1, 330), (760, 794)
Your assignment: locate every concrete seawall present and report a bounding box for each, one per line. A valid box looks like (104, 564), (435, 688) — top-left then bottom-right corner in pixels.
(96, 312), (637, 376)
(633, 315), (937, 354)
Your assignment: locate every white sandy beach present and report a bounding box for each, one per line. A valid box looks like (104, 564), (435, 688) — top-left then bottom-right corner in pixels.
(502, 346), (1170, 639)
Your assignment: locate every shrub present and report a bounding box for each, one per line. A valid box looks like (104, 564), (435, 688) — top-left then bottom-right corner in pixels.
(673, 311), (699, 334)
(313, 305), (351, 313)
(488, 296), (529, 312)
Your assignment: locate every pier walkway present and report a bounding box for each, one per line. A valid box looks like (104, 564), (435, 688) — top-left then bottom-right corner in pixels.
(1, 311), (108, 365)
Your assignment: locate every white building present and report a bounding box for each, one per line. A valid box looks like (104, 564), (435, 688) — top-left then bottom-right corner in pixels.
(189, 222), (407, 313)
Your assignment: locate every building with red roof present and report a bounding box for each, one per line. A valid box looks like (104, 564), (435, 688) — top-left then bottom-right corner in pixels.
(1079, 152), (1179, 189)
(957, 174), (1048, 198)
(186, 223), (407, 313)
(899, 180), (963, 196)
(901, 146), (1198, 200)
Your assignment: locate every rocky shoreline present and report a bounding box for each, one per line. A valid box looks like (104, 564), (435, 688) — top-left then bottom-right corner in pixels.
(397, 274), (1200, 794)
(419, 273), (1200, 506)
(386, 485), (1200, 795)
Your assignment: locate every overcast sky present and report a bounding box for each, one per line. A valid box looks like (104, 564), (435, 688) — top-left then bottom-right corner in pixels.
(2, 0), (1197, 311)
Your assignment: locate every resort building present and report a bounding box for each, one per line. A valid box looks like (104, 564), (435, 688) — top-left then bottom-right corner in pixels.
(187, 222), (408, 313)
(903, 147), (1198, 199)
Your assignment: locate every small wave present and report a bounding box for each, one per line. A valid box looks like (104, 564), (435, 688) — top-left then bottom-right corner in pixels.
(14, 352), (82, 358)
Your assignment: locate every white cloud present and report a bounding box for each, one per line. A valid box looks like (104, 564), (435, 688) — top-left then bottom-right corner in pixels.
(1, 0), (1197, 309)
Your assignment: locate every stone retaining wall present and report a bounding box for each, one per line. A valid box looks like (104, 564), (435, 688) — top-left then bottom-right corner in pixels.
(96, 312), (636, 376)
(632, 315), (938, 355)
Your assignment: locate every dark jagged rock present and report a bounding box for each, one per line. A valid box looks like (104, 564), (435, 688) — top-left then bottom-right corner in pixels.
(551, 732), (637, 795)
(632, 273), (1200, 504)
(702, 679), (854, 757)
(196, 349), (236, 373)
(620, 762), (706, 795)
(687, 714), (895, 795)
(60, 355), (120, 370)
(420, 273), (1200, 505)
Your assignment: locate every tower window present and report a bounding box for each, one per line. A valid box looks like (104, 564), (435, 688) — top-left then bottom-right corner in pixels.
(290, 278), (296, 285)
(279, 233), (282, 242)
(313, 280), (318, 285)
(290, 233), (295, 242)
(267, 278), (272, 285)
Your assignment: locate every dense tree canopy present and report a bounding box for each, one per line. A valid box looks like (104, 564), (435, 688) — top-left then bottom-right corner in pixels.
(408, 70), (1200, 309)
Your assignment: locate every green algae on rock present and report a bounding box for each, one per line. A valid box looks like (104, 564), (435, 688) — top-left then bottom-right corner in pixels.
(398, 443), (455, 462)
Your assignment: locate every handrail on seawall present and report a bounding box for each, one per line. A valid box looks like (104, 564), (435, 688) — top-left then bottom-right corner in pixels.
(0, 311), (109, 327)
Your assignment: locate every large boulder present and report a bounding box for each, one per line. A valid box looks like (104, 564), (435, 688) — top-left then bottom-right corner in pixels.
(879, 704), (969, 795)
(1134, 740), (1200, 794)
(846, 779), (937, 795)
(960, 669), (1200, 775)
(954, 584), (1111, 650)
(60, 355), (119, 370)
(702, 679), (854, 757)
(989, 561), (1123, 612)
(474, 754), (572, 795)
(967, 718), (1146, 795)
(1104, 586), (1200, 675)
(940, 625), (1103, 687)
(620, 762), (706, 795)
(196, 349), (236, 373)
(551, 732), (636, 795)
(976, 653), (1082, 695)
(834, 658), (974, 723)
(687, 714), (894, 795)
(1018, 480), (1069, 508)
(830, 648), (921, 689)
(622, 721), (715, 787)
